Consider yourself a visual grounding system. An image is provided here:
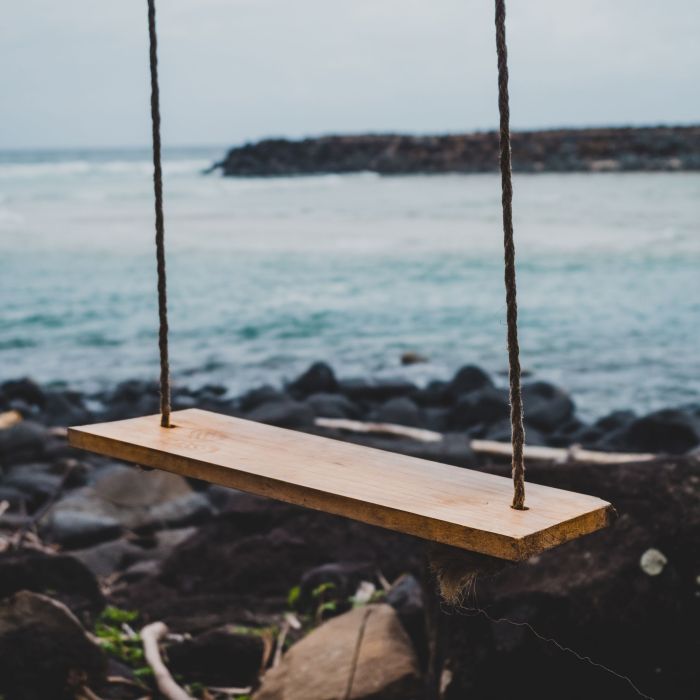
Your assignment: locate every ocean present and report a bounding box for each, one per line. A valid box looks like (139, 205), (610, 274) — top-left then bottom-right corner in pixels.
(1, 147), (698, 418)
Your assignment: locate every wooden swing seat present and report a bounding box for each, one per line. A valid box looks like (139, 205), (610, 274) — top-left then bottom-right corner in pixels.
(68, 408), (612, 561)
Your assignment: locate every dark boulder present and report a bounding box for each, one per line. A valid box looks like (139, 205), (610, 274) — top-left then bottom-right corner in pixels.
(447, 387), (510, 429)
(386, 574), (427, 667)
(0, 550), (104, 621)
(412, 380), (450, 407)
(166, 626), (264, 688)
(0, 378), (45, 410)
(287, 362), (338, 397)
(41, 389), (91, 427)
(374, 397), (422, 427)
(445, 365), (493, 400)
(339, 378), (417, 403)
(306, 392), (361, 419)
(44, 511), (123, 549)
(521, 381), (575, 432)
(482, 419), (548, 447)
(0, 421), (50, 466)
(246, 399), (314, 428)
(238, 384), (287, 412)
(0, 591), (106, 700)
(605, 408), (700, 454)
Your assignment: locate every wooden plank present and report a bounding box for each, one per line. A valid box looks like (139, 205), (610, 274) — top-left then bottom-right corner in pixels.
(68, 409), (613, 561)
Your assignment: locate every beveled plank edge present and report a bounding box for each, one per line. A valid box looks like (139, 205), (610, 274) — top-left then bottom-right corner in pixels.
(68, 421), (613, 561)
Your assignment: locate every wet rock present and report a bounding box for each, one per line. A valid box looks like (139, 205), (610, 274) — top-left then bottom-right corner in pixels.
(412, 381), (449, 407)
(41, 389), (91, 427)
(0, 378), (46, 410)
(423, 407), (449, 432)
(594, 410), (636, 433)
(0, 591), (106, 700)
(306, 392), (360, 419)
(0, 484), (27, 510)
(0, 550), (104, 621)
(167, 626), (264, 687)
(447, 387), (510, 429)
(0, 420), (50, 466)
(47, 466), (212, 541)
(247, 399), (315, 428)
(45, 511), (123, 548)
(374, 397), (422, 427)
(72, 538), (149, 577)
(255, 604), (421, 700)
(339, 378), (417, 403)
(288, 362), (338, 397)
(239, 385), (288, 412)
(445, 365), (493, 400)
(607, 408), (700, 454)
(521, 381), (575, 432)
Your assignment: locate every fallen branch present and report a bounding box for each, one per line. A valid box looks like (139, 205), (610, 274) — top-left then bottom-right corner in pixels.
(315, 418), (442, 443)
(470, 439), (655, 464)
(141, 621), (193, 700)
(314, 418), (655, 463)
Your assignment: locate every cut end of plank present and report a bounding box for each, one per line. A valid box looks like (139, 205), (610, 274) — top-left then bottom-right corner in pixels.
(68, 409), (613, 561)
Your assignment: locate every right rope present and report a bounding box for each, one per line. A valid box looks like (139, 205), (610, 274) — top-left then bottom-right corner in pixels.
(494, 0), (527, 510)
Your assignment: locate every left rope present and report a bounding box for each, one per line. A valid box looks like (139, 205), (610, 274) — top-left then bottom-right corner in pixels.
(147, 0), (171, 428)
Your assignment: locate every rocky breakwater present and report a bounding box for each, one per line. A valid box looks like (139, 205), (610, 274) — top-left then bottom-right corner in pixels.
(212, 126), (700, 176)
(0, 366), (698, 699)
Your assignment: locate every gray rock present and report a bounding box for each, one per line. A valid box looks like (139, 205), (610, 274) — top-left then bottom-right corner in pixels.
(48, 466), (213, 537)
(45, 510), (123, 548)
(247, 399), (315, 428)
(306, 392), (360, 419)
(72, 538), (147, 577)
(374, 397), (422, 427)
(239, 385), (288, 412)
(339, 378), (417, 403)
(288, 362), (339, 397)
(254, 604), (421, 700)
(0, 591), (106, 699)
(447, 387), (510, 429)
(0, 421), (50, 466)
(521, 381), (575, 432)
(445, 365), (493, 400)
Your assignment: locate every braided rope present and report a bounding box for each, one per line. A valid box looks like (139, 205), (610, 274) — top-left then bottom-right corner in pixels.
(147, 0), (171, 428)
(495, 0), (526, 509)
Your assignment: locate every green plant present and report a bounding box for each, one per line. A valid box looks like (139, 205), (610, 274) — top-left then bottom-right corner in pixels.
(94, 607), (143, 666)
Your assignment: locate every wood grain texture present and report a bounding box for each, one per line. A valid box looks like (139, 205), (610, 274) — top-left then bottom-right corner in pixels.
(68, 409), (613, 561)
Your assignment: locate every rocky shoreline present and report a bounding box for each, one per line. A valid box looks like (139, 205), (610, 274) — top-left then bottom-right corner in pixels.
(212, 126), (700, 176)
(1, 364), (699, 699)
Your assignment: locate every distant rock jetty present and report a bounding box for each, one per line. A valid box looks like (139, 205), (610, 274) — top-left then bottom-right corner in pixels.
(212, 125), (700, 176)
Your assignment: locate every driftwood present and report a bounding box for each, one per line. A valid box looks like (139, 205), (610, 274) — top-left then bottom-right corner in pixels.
(314, 418), (655, 464)
(0, 410), (22, 430)
(141, 622), (193, 700)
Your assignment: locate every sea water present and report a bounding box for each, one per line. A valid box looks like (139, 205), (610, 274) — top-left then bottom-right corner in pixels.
(1, 147), (698, 418)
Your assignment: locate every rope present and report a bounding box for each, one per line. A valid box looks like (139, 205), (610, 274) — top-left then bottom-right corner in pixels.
(147, 0), (171, 428)
(495, 0), (526, 509)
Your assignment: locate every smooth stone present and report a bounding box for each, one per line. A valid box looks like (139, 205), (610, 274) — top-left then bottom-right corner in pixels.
(239, 385), (288, 412)
(609, 408), (700, 454)
(247, 399), (315, 428)
(0, 421), (50, 466)
(374, 397), (422, 427)
(0, 550), (104, 619)
(287, 362), (339, 397)
(445, 365), (494, 400)
(338, 378), (417, 403)
(305, 392), (361, 419)
(254, 604), (421, 700)
(447, 387), (510, 429)
(521, 381), (575, 432)
(45, 510), (123, 549)
(0, 591), (106, 699)
(48, 466), (213, 537)
(0, 378), (45, 409)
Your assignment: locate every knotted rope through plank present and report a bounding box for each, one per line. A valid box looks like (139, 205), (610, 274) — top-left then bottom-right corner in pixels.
(495, 0), (527, 509)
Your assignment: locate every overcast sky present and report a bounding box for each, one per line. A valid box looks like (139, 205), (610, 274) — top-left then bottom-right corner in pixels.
(1, 0), (698, 150)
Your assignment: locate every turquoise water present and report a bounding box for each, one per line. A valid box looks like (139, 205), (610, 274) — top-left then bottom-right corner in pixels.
(1, 148), (698, 417)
